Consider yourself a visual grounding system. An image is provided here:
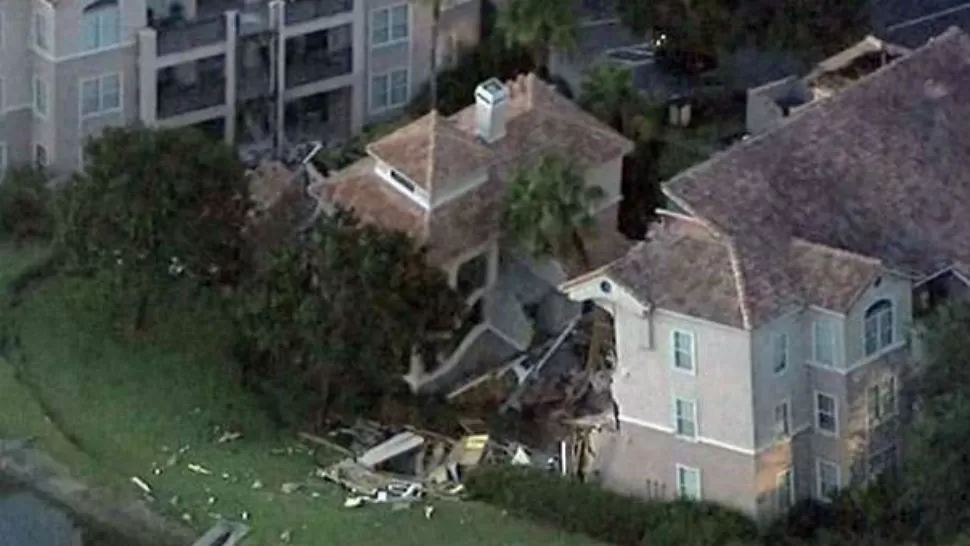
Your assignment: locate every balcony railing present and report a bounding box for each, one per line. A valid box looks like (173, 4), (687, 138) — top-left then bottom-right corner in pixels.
(158, 79), (227, 118)
(285, 0), (354, 25)
(156, 16), (227, 56)
(285, 48), (352, 88)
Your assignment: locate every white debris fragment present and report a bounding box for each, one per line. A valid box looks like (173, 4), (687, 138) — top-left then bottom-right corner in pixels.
(344, 496), (365, 508)
(280, 482), (301, 494)
(177, 445), (190, 455)
(221, 473), (231, 480)
(241, 511), (250, 521)
(181, 513), (193, 523)
(251, 480), (264, 490)
(217, 431), (242, 444)
(130, 476), (152, 495)
(169, 496), (180, 506)
(280, 529), (292, 543)
(187, 463), (212, 475)
(424, 505), (435, 520)
(166, 454), (179, 467)
(207, 496), (217, 506)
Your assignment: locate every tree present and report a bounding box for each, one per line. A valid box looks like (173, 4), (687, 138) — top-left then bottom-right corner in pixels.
(579, 64), (657, 141)
(496, 0), (578, 73)
(233, 209), (463, 425)
(503, 153), (604, 267)
(55, 126), (250, 330)
(898, 302), (970, 543)
(0, 166), (54, 243)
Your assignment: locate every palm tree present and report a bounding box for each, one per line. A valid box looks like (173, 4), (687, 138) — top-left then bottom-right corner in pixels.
(579, 64), (656, 141)
(496, 0), (578, 74)
(503, 153), (604, 267)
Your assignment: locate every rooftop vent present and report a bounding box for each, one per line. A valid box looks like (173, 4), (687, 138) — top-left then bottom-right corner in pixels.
(474, 78), (509, 143)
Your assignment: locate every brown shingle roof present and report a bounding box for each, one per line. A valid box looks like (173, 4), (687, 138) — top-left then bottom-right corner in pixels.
(607, 27), (970, 328)
(318, 72), (633, 266)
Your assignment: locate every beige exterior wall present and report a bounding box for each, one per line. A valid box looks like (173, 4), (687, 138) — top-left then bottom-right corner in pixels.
(585, 155), (623, 207)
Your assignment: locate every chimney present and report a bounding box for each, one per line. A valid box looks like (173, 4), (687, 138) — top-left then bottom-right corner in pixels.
(474, 78), (509, 143)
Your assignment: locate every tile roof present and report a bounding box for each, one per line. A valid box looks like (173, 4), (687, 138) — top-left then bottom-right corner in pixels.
(316, 72), (633, 266)
(604, 27), (970, 328)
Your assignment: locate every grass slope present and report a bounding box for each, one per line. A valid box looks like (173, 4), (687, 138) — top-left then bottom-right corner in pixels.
(2, 259), (602, 546)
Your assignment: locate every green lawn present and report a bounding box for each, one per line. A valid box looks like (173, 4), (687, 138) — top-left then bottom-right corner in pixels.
(0, 250), (602, 546)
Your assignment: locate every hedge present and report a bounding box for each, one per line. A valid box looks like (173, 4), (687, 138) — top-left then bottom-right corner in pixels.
(465, 465), (758, 546)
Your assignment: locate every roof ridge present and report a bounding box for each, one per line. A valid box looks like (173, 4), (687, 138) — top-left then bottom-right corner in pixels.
(424, 110), (440, 190)
(665, 28), (969, 197)
(723, 237), (753, 330)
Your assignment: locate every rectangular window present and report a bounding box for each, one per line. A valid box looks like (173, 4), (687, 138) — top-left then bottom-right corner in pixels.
(776, 468), (794, 509)
(389, 69), (409, 106)
(815, 392), (838, 435)
(812, 318), (835, 366)
(774, 400), (790, 439)
(83, 7), (121, 52)
(34, 10), (50, 52)
(867, 376), (897, 426)
(868, 444), (899, 478)
(80, 74), (122, 117)
(371, 4), (409, 46)
(676, 465), (701, 500)
(370, 73), (389, 111)
(774, 332), (789, 373)
(371, 69), (409, 112)
(34, 144), (48, 168)
(816, 459), (840, 501)
(673, 397), (697, 439)
(33, 76), (48, 117)
(671, 330), (695, 372)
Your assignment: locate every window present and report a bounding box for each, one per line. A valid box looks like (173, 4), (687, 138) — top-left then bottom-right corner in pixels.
(388, 169), (414, 192)
(773, 332), (789, 373)
(774, 400), (790, 439)
(815, 392), (838, 435)
(676, 465), (701, 499)
(371, 4), (409, 46)
(776, 468), (794, 509)
(812, 318), (836, 366)
(816, 459), (841, 501)
(370, 68), (409, 112)
(34, 144), (48, 168)
(34, 10), (50, 52)
(82, 4), (121, 51)
(867, 376), (897, 426)
(671, 330), (695, 372)
(867, 444), (898, 478)
(33, 76), (48, 118)
(80, 74), (122, 117)
(673, 397), (697, 439)
(864, 299), (894, 356)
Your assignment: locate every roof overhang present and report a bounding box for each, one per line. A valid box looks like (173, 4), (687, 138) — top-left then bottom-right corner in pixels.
(559, 269), (650, 316)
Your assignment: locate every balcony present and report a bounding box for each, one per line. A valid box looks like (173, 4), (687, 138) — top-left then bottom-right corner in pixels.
(238, 65), (272, 101)
(158, 78), (226, 118)
(196, 0), (245, 19)
(285, 48), (352, 88)
(285, 0), (354, 25)
(156, 16), (227, 56)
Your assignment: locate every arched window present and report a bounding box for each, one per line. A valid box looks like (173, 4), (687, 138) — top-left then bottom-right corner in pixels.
(83, 0), (120, 52)
(864, 299), (894, 356)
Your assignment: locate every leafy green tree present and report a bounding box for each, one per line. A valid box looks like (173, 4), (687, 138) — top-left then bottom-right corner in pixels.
(234, 209), (463, 424)
(579, 64), (658, 141)
(55, 126), (250, 330)
(496, 0), (578, 73)
(503, 153), (604, 267)
(0, 166), (54, 243)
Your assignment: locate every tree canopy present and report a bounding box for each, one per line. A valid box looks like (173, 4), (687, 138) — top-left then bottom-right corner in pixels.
(496, 0), (578, 72)
(233, 209), (463, 424)
(0, 166), (54, 243)
(55, 126), (250, 327)
(503, 153), (604, 266)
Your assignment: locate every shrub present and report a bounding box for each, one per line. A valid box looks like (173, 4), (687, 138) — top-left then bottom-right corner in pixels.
(465, 465), (757, 546)
(0, 167), (54, 242)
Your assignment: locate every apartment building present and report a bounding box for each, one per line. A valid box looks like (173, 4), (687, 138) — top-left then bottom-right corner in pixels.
(0, 0), (480, 174)
(561, 27), (970, 520)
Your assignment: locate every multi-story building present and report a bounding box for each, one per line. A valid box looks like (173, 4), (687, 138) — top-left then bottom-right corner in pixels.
(0, 0), (481, 174)
(561, 27), (970, 521)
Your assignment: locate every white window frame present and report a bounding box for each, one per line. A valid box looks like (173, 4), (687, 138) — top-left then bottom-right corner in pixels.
(79, 73), (123, 119)
(867, 375), (897, 427)
(82, 4), (121, 52)
(773, 332), (789, 374)
(672, 397), (697, 440)
(816, 459), (841, 502)
(863, 299), (895, 356)
(776, 468), (794, 510)
(814, 391), (838, 436)
(33, 76), (49, 119)
(675, 464), (701, 500)
(33, 6), (52, 53)
(811, 318), (836, 367)
(774, 399), (791, 439)
(670, 329), (696, 374)
(370, 3), (410, 47)
(370, 68), (410, 114)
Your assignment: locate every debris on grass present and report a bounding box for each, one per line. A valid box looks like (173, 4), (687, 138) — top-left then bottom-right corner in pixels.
(188, 463), (212, 475)
(424, 505), (435, 519)
(169, 495), (180, 506)
(280, 482), (301, 494)
(279, 529), (292, 543)
(251, 480), (264, 490)
(181, 513), (193, 523)
(207, 496), (217, 506)
(130, 476), (153, 495)
(241, 511), (250, 521)
(217, 431), (242, 444)
(166, 454), (179, 467)
(178, 445), (191, 455)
